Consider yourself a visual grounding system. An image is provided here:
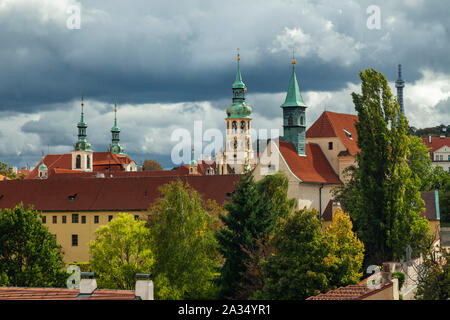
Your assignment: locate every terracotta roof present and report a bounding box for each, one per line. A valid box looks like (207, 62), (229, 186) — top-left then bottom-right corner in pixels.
(0, 287), (135, 300)
(306, 111), (360, 156)
(26, 152), (136, 180)
(306, 282), (393, 300)
(26, 154), (72, 180)
(276, 140), (341, 184)
(0, 175), (240, 211)
(422, 137), (450, 161)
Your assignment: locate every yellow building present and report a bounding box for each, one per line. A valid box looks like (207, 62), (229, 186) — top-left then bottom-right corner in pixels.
(0, 174), (239, 264)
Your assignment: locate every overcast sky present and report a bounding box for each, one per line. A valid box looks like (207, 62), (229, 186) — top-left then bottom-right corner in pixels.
(1, 0), (449, 169)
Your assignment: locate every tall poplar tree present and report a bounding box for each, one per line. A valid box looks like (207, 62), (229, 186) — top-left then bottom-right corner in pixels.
(336, 69), (430, 267)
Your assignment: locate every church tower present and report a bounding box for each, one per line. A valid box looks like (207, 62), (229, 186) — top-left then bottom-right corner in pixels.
(395, 64), (405, 115)
(222, 51), (254, 174)
(281, 57), (307, 156)
(108, 103), (125, 155)
(72, 97), (93, 171)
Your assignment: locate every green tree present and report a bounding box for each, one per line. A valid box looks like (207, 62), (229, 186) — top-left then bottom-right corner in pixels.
(0, 203), (66, 287)
(216, 172), (294, 299)
(415, 246), (449, 300)
(0, 161), (17, 180)
(147, 180), (220, 300)
(323, 209), (365, 289)
(257, 208), (329, 299)
(89, 213), (153, 290)
(141, 159), (163, 171)
(335, 69), (431, 267)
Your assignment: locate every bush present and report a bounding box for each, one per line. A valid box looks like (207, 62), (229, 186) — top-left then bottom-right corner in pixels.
(391, 272), (405, 291)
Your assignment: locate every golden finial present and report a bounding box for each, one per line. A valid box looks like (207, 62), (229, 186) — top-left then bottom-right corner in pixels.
(291, 48), (296, 65)
(237, 48), (240, 61)
(81, 95), (84, 107)
(114, 101), (117, 113)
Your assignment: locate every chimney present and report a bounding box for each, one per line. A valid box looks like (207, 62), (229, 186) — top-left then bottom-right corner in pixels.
(381, 263), (392, 285)
(428, 136), (432, 144)
(80, 272), (97, 295)
(135, 273), (153, 300)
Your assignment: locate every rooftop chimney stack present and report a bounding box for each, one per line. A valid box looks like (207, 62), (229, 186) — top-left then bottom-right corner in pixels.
(135, 273), (153, 300)
(80, 272), (97, 295)
(381, 263), (392, 285)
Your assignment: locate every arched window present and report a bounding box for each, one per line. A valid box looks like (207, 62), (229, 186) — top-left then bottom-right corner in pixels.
(233, 137), (238, 150)
(241, 121), (246, 133)
(288, 115), (293, 126)
(300, 116), (304, 125)
(76, 155), (81, 169)
(232, 121), (237, 133)
(87, 155), (90, 169)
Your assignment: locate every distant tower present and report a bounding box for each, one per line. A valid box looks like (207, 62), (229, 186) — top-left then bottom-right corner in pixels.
(281, 55), (307, 156)
(72, 96), (93, 171)
(108, 103), (125, 155)
(222, 50), (254, 174)
(395, 64), (405, 115)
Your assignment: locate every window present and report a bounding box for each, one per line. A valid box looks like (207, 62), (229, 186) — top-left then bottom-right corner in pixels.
(94, 216), (99, 224)
(42, 216), (46, 224)
(76, 155), (81, 169)
(240, 121), (245, 133)
(87, 155), (91, 169)
(328, 142), (333, 150)
(52, 216), (57, 224)
(62, 216), (67, 224)
(72, 214), (79, 223)
(288, 115), (293, 126)
(108, 215), (113, 222)
(232, 121), (237, 133)
(81, 216), (86, 224)
(343, 129), (353, 140)
(72, 234), (78, 247)
(300, 116), (304, 125)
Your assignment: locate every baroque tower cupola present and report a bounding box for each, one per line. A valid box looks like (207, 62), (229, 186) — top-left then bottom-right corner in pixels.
(72, 96), (93, 171)
(222, 50), (254, 174)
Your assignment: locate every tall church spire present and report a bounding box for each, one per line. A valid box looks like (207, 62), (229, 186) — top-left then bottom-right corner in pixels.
(226, 50), (252, 118)
(281, 56), (307, 156)
(109, 102), (125, 155)
(281, 55), (306, 108)
(74, 96), (92, 151)
(395, 64), (405, 114)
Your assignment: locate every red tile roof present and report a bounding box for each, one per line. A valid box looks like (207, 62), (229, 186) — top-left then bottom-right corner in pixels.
(0, 174), (240, 211)
(422, 137), (450, 161)
(0, 287), (135, 300)
(276, 140), (341, 184)
(26, 153), (136, 180)
(306, 282), (393, 300)
(307, 111), (360, 156)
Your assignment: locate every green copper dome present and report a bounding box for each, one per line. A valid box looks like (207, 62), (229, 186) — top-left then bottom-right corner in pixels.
(226, 103), (252, 118)
(74, 100), (92, 151)
(38, 162), (47, 171)
(226, 53), (252, 119)
(109, 106), (125, 155)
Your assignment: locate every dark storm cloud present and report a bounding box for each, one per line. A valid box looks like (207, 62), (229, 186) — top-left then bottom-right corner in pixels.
(0, 0), (449, 114)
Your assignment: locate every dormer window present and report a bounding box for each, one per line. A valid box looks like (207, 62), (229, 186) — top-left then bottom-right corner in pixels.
(343, 129), (353, 140)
